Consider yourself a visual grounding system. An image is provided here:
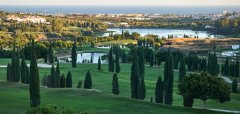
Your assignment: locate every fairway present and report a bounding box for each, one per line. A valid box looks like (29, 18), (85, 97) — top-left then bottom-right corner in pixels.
(0, 82), (230, 114)
(0, 59), (240, 113)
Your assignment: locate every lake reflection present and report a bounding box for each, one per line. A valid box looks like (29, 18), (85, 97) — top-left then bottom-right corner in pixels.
(106, 28), (224, 38)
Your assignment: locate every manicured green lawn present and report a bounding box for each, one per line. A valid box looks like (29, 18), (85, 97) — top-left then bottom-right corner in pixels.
(0, 82), (230, 114)
(0, 58), (239, 113)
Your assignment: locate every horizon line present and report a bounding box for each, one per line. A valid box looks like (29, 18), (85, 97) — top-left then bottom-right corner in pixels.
(1, 5), (240, 7)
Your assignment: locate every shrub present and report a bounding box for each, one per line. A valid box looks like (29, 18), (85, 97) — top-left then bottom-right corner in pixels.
(77, 80), (83, 88)
(25, 104), (73, 114)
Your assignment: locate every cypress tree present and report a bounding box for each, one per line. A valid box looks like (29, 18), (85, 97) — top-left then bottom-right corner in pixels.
(164, 47), (174, 105)
(71, 41), (77, 68)
(77, 80), (82, 88)
(115, 46), (120, 73)
(48, 43), (54, 64)
(51, 64), (56, 88)
(98, 57), (101, 70)
(60, 74), (66, 88)
(179, 57), (186, 82)
(55, 61), (60, 88)
(155, 76), (164, 103)
(121, 50), (127, 63)
(232, 79), (238, 93)
(84, 70), (92, 89)
(29, 39), (40, 107)
(25, 64), (30, 84)
(46, 75), (52, 88)
(121, 30), (124, 39)
(7, 63), (11, 81)
(16, 48), (20, 82)
(138, 48), (146, 99)
(208, 52), (218, 76)
(66, 71), (72, 88)
(21, 53), (27, 84)
(41, 74), (47, 86)
(149, 51), (154, 67)
(235, 60), (239, 77)
(221, 64), (224, 75)
(130, 48), (139, 99)
(90, 56), (93, 63)
(224, 57), (230, 76)
(11, 43), (16, 82)
(207, 52), (211, 73)
(108, 47), (114, 72)
(112, 73), (120, 95)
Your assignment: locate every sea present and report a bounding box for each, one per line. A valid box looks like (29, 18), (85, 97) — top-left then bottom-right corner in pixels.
(0, 6), (240, 15)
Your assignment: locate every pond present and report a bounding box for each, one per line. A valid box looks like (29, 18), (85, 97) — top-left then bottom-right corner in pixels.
(60, 53), (108, 64)
(106, 28), (224, 38)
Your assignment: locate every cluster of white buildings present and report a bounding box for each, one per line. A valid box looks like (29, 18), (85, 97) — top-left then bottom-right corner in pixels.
(6, 15), (48, 24)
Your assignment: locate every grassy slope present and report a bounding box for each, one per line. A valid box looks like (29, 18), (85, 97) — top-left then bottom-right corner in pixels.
(0, 82), (229, 114)
(0, 58), (239, 113)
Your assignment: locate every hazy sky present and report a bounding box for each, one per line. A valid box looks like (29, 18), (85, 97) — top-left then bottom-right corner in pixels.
(1, 0), (240, 6)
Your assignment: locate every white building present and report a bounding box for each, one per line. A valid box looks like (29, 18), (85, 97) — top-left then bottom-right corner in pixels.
(6, 15), (47, 23)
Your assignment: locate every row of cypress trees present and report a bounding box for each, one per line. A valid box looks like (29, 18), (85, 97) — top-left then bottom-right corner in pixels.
(130, 47), (146, 99)
(155, 48), (188, 105)
(222, 57), (240, 77)
(7, 40), (40, 107)
(7, 43), (29, 84)
(108, 46), (121, 73)
(7, 44), (20, 82)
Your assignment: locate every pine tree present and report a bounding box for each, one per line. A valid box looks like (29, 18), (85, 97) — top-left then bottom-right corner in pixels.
(84, 70), (92, 89)
(66, 71), (72, 88)
(112, 73), (120, 95)
(48, 43), (54, 64)
(164, 47), (174, 105)
(60, 74), (66, 88)
(115, 46), (120, 73)
(98, 57), (101, 70)
(232, 79), (238, 93)
(21, 53), (27, 84)
(29, 39), (40, 107)
(55, 61), (60, 88)
(179, 57), (186, 82)
(155, 76), (164, 103)
(72, 41), (77, 68)
(51, 64), (56, 88)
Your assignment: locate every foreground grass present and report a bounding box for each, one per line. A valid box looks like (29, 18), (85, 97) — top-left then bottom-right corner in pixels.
(0, 58), (239, 112)
(0, 82), (230, 114)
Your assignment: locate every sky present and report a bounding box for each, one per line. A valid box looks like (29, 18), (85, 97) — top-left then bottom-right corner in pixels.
(0, 0), (240, 6)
